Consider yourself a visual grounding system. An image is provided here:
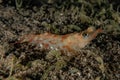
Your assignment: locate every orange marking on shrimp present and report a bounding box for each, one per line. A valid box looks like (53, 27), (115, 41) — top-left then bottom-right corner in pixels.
(43, 43), (49, 49)
(61, 34), (69, 42)
(16, 27), (102, 56)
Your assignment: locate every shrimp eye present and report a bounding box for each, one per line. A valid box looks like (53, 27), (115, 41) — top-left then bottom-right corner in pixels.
(82, 32), (89, 38)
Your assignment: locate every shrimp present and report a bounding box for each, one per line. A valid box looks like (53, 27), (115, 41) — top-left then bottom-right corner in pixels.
(16, 27), (102, 56)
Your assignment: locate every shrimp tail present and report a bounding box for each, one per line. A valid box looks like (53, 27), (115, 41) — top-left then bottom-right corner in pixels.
(15, 34), (36, 44)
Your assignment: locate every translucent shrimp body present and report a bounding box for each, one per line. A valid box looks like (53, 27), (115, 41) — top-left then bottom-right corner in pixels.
(16, 27), (102, 56)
